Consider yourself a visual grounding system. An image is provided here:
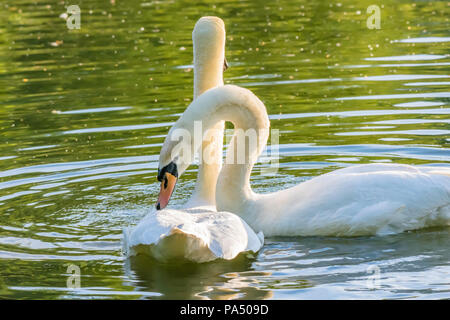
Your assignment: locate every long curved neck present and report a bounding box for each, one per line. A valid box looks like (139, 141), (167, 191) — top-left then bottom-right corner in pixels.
(216, 105), (269, 215)
(187, 43), (225, 207)
(183, 86), (269, 211)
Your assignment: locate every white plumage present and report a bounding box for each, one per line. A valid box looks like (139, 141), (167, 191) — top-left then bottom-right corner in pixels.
(123, 207), (263, 263)
(246, 163), (450, 236)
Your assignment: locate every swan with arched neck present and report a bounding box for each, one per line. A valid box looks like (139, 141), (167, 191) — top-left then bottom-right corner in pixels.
(157, 84), (450, 236)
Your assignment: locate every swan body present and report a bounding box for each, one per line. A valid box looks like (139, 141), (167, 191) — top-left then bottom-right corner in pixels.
(123, 17), (264, 263)
(158, 84), (450, 237)
(123, 208), (263, 263)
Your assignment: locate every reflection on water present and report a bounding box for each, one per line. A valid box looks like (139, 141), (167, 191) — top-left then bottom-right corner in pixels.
(125, 254), (273, 300)
(0, 0), (449, 299)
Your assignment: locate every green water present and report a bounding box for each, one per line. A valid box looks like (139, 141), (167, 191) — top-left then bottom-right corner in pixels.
(0, 0), (449, 299)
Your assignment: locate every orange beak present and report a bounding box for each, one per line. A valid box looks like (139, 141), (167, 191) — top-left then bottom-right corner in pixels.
(156, 172), (177, 210)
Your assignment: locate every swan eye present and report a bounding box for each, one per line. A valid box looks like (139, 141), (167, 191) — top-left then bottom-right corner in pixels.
(223, 58), (229, 72)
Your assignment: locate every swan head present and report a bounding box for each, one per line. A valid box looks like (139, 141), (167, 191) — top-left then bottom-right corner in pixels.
(193, 16), (227, 68)
(193, 16), (228, 97)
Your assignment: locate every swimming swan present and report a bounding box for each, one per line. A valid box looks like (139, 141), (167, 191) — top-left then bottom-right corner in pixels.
(156, 84), (450, 236)
(123, 17), (263, 263)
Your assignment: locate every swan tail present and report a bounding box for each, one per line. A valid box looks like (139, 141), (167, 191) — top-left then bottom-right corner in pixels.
(127, 227), (218, 263)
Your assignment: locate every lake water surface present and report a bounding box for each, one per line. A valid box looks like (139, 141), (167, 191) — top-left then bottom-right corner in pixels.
(0, 0), (449, 299)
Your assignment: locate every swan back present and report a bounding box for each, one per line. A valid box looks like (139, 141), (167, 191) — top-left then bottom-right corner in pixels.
(237, 164), (450, 236)
(123, 208), (264, 263)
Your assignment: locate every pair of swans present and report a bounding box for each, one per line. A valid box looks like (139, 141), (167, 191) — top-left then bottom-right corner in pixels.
(124, 17), (450, 263)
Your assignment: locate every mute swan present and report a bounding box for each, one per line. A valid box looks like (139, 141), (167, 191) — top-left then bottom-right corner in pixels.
(156, 85), (450, 236)
(123, 17), (263, 263)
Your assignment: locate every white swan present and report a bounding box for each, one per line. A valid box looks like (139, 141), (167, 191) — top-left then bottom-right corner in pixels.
(156, 84), (450, 236)
(123, 17), (263, 263)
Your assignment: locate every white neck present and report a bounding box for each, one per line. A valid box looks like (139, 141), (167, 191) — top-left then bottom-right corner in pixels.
(193, 53), (224, 100)
(186, 120), (224, 207)
(186, 18), (226, 207)
(181, 85), (269, 210)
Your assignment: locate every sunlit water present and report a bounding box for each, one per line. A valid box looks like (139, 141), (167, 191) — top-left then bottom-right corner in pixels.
(0, 0), (449, 299)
